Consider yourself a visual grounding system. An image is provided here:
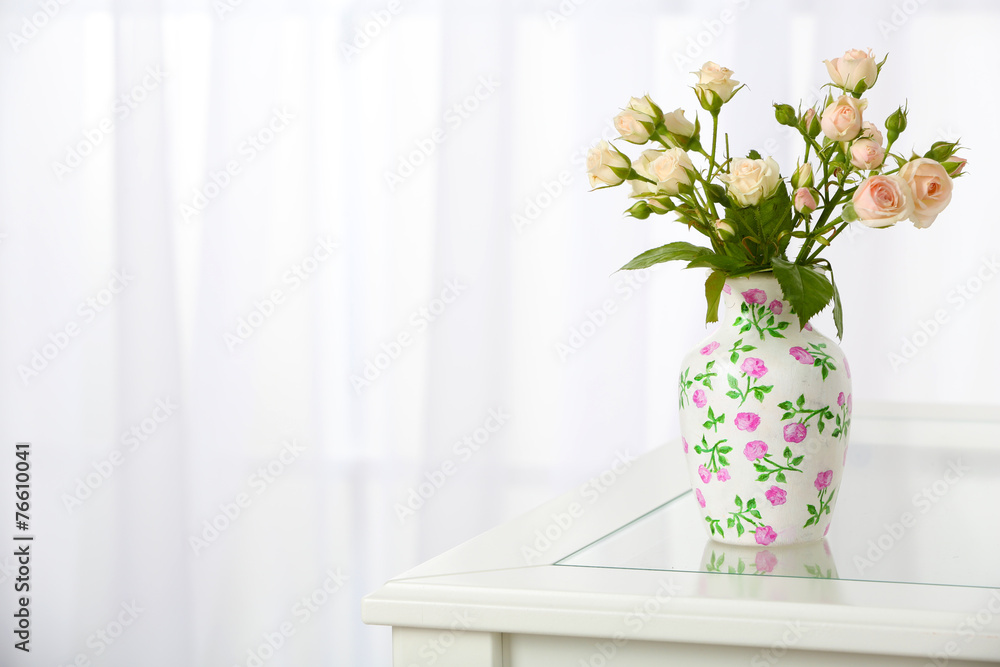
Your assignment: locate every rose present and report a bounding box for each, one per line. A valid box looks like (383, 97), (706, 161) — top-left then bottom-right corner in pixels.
(765, 486), (787, 506)
(744, 440), (768, 461)
(586, 140), (630, 187)
(755, 525), (777, 546)
(837, 392), (845, 407)
(714, 219), (735, 239)
(852, 174), (914, 228)
(700, 341), (719, 355)
(695, 488), (706, 508)
(634, 148), (693, 195)
(742, 288), (766, 304)
(815, 470), (833, 490)
(693, 389), (707, 408)
(613, 108), (654, 144)
(629, 177), (655, 198)
(719, 157), (781, 207)
(861, 121), (883, 145)
(627, 95), (658, 118)
(740, 357), (768, 378)
(768, 300), (783, 315)
(791, 163), (813, 189)
(820, 95), (867, 141)
(734, 412), (760, 432)
(850, 139), (885, 171)
(662, 108), (696, 138)
(824, 48), (878, 91)
(694, 61), (740, 106)
(789, 346), (814, 364)
(783, 423), (807, 443)
(755, 550), (778, 574)
(898, 157), (954, 228)
(716, 468), (730, 482)
(794, 187), (818, 215)
(698, 465), (711, 483)
(944, 156), (967, 176)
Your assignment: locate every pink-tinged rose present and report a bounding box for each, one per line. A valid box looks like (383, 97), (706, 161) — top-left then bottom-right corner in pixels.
(755, 525), (777, 546)
(844, 357), (851, 378)
(815, 470), (833, 490)
(852, 174), (914, 228)
(768, 300), (783, 315)
(804, 322), (813, 331)
(847, 394), (853, 415)
(755, 550), (777, 574)
(784, 422), (807, 443)
(698, 465), (711, 483)
(802, 108), (817, 135)
(742, 288), (766, 305)
(789, 347), (814, 364)
(693, 390), (707, 408)
(837, 392), (845, 407)
(716, 468), (730, 482)
(695, 488), (706, 508)
(700, 341), (720, 355)
(861, 121), (883, 145)
(734, 412), (761, 432)
(682, 437), (689, 453)
(820, 95), (867, 141)
(850, 138), (885, 170)
(722, 284), (731, 294)
(794, 187), (818, 214)
(824, 48), (878, 90)
(898, 157), (954, 228)
(740, 357), (768, 378)
(765, 485), (787, 506)
(744, 440), (768, 461)
(944, 156), (966, 176)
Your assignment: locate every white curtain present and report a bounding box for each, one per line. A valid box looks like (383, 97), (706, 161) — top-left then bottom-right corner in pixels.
(0, 0), (997, 664)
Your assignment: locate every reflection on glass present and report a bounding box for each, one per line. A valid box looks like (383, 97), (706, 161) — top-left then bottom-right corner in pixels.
(701, 539), (837, 578)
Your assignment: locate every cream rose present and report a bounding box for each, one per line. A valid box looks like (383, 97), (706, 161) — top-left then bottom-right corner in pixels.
(824, 48), (878, 90)
(636, 148), (693, 195)
(820, 95), (867, 141)
(898, 157), (953, 228)
(860, 121), (883, 145)
(627, 95), (657, 118)
(586, 140), (630, 187)
(662, 108), (696, 137)
(852, 174), (914, 228)
(850, 139), (885, 170)
(694, 62), (740, 104)
(719, 157), (781, 207)
(613, 108), (654, 144)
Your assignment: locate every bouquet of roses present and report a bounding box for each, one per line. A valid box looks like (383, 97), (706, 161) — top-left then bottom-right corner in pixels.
(586, 49), (965, 337)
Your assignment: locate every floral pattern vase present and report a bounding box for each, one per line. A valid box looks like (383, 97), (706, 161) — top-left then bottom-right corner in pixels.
(679, 273), (851, 546)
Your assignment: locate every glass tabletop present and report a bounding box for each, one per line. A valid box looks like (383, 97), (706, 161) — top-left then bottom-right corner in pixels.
(557, 437), (1000, 588)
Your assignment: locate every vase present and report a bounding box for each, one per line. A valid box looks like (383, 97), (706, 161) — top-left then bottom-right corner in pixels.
(679, 273), (851, 546)
(700, 539), (838, 578)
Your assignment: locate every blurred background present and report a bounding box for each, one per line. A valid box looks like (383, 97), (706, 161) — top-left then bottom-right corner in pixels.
(0, 0), (997, 664)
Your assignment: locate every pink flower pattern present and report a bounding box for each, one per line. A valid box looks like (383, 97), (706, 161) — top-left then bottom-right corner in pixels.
(734, 412), (760, 432)
(696, 488), (706, 508)
(700, 341), (720, 355)
(755, 525), (777, 546)
(783, 423), (807, 443)
(768, 299), (783, 315)
(716, 468), (730, 482)
(698, 465), (711, 483)
(815, 470), (833, 490)
(682, 438), (689, 453)
(740, 357), (768, 378)
(693, 389), (707, 408)
(837, 392), (845, 407)
(789, 346), (815, 364)
(742, 289), (767, 305)
(765, 485), (787, 506)
(744, 440), (768, 461)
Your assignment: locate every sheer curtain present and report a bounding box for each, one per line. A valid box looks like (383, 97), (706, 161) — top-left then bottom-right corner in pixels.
(0, 0), (996, 665)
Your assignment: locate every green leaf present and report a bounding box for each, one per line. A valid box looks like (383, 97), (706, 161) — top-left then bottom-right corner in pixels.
(783, 446), (792, 458)
(756, 473), (769, 481)
(727, 517), (735, 528)
(737, 560), (746, 574)
(791, 455), (804, 465)
(781, 411), (794, 421)
(726, 391), (741, 400)
(750, 509), (761, 519)
(704, 270), (727, 324)
(796, 394), (805, 408)
(830, 269), (845, 340)
(620, 241), (714, 271)
(728, 375), (740, 390)
(718, 446), (732, 454)
(807, 504), (817, 515)
(736, 522), (745, 537)
(687, 254), (745, 273)
(735, 495), (743, 507)
(746, 498), (756, 510)
(778, 401), (793, 410)
(776, 471), (786, 483)
(770, 257), (834, 329)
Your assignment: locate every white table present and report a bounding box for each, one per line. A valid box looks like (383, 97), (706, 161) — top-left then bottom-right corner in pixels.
(363, 404), (1000, 666)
